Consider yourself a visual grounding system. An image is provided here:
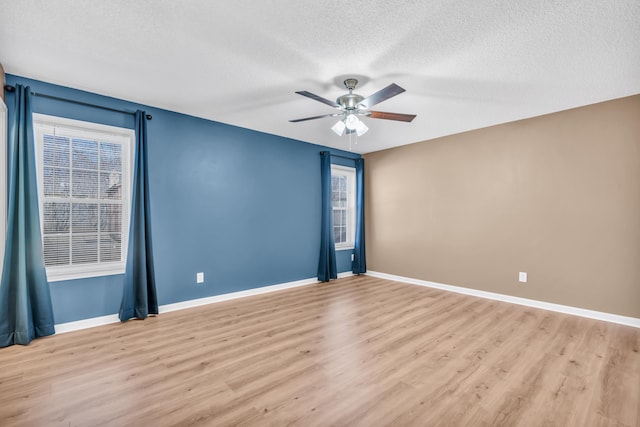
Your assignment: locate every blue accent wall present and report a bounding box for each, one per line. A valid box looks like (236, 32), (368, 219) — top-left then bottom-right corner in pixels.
(5, 75), (360, 324)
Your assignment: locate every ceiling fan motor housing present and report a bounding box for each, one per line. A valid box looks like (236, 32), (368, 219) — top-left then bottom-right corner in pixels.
(337, 93), (364, 110)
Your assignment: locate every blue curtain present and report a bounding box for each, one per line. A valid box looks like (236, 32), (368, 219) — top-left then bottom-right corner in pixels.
(119, 111), (158, 321)
(352, 158), (366, 274)
(318, 151), (337, 282)
(0, 85), (55, 347)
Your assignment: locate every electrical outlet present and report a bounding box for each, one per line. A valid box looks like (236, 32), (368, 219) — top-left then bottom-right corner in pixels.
(196, 272), (204, 284)
(519, 272), (527, 283)
(351, 253), (354, 261)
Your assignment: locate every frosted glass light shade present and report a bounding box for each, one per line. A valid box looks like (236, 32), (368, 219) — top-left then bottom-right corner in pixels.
(355, 120), (368, 136)
(331, 120), (346, 136)
(345, 114), (359, 130)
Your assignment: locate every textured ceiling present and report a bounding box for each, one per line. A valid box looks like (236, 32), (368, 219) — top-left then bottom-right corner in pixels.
(1, 0), (639, 154)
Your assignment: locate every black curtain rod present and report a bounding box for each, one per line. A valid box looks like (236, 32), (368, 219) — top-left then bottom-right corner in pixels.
(320, 151), (359, 161)
(3, 84), (152, 120)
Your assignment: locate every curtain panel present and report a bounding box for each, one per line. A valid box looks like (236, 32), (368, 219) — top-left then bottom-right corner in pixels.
(0, 85), (55, 347)
(119, 111), (158, 321)
(352, 158), (366, 274)
(317, 151), (337, 282)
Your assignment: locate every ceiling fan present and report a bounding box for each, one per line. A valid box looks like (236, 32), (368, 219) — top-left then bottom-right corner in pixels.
(290, 78), (416, 136)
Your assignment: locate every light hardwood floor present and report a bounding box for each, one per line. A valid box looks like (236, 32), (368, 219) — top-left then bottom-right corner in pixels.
(0, 275), (638, 426)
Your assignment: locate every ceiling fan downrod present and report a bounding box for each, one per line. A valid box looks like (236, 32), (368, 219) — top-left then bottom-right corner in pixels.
(343, 78), (358, 93)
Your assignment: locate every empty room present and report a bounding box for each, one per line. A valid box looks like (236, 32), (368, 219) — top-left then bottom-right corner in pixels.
(0, 1), (639, 426)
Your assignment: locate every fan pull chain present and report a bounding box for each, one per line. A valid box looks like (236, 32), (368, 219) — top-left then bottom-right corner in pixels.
(347, 131), (360, 151)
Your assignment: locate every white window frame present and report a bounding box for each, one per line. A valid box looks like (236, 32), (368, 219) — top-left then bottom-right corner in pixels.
(331, 164), (356, 250)
(0, 98), (6, 280)
(33, 114), (134, 282)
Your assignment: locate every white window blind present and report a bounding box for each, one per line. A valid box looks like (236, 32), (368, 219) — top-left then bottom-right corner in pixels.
(33, 114), (134, 281)
(331, 165), (356, 249)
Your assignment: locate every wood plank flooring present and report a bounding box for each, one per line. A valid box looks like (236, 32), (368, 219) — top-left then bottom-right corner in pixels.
(0, 275), (638, 426)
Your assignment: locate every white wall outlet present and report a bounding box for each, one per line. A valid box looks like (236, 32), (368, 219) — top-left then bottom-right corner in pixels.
(196, 272), (204, 284)
(351, 253), (355, 261)
(519, 272), (527, 283)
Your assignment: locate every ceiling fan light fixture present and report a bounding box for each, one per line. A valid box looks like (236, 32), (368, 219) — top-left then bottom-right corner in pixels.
(331, 120), (346, 136)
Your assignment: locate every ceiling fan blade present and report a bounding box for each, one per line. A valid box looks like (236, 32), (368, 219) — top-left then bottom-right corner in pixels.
(368, 111), (416, 122)
(295, 91), (341, 108)
(289, 113), (338, 123)
(357, 83), (405, 109)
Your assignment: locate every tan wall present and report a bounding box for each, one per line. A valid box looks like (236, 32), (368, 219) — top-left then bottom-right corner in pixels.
(364, 95), (640, 318)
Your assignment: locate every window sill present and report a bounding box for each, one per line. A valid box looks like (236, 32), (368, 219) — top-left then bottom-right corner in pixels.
(335, 246), (354, 251)
(46, 263), (126, 282)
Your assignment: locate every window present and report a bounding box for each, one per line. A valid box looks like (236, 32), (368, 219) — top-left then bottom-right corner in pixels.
(331, 165), (356, 250)
(33, 114), (134, 281)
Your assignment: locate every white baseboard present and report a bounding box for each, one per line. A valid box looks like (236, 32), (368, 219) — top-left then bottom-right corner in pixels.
(55, 314), (121, 334)
(54, 275), (324, 334)
(366, 271), (640, 329)
(159, 277), (319, 314)
(337, 271), (355, 279)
